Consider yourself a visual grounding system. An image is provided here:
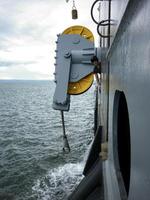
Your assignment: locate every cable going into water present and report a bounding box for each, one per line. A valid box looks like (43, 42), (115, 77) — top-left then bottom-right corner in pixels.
(60, 111), (71, 153)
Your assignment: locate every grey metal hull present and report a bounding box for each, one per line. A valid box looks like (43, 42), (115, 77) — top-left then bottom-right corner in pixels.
(69, 0), (150, 199)
(103, 0), (150, 199)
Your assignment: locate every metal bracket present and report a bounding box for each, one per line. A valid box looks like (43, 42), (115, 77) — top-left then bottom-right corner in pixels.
(53, 34), (102, 111)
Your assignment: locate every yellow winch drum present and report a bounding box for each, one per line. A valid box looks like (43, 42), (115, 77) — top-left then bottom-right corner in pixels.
(62, 25), (94, 95)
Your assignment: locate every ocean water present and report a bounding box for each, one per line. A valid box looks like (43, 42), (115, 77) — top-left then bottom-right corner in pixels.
(0, 80), (95, 200)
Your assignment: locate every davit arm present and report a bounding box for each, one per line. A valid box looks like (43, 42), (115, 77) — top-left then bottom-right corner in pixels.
(53, 33), (101, 111)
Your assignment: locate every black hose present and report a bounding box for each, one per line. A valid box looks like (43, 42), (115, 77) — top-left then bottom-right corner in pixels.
(97, 19), (115, 38)
(91, 0), (115, 38)
(97, 20), (111, 38)
(91, 0), (103, 25)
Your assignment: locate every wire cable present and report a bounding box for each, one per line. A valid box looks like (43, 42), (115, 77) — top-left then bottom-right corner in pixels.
(60, 111), (70, 153)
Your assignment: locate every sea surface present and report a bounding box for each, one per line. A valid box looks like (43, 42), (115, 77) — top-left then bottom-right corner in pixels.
(0, 80), (95, 200)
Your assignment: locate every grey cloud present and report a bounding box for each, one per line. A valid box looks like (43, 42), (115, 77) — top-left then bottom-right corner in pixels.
(0, 60), (37, 67)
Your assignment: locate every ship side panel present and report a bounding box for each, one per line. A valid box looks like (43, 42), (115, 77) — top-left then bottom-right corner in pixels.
(107, 0), (150, 199)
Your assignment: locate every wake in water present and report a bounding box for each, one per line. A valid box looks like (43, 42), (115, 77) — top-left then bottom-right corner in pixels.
(32, 162), (84, 200)
(32, 142), (92, 200)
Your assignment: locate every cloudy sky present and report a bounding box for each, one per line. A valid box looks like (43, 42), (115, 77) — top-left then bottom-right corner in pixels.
(0, 0), (98, 80)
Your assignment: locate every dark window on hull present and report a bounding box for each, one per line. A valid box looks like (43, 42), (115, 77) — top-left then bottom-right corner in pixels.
(113, 91), (131, 197)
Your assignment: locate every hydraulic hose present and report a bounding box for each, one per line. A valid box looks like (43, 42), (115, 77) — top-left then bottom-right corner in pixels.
(91, 0), (114, 38)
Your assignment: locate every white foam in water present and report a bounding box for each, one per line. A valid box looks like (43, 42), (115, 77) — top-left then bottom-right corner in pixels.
(32, 162), (84, 200)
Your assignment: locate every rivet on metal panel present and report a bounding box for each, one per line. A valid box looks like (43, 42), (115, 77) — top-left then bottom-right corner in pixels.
(64, 52), (71, 58)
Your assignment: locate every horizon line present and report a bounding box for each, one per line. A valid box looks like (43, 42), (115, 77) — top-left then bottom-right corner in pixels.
(0, 79), (53, 81)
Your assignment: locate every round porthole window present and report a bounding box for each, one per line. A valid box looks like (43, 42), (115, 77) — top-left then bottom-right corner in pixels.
(113, 91), (131, 197)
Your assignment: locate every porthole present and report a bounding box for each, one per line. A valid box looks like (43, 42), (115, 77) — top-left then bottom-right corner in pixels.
(113, 91), (131, 197)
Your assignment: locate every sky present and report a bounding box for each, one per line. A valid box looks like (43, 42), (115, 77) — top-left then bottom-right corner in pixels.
(0, 0), (98, 80)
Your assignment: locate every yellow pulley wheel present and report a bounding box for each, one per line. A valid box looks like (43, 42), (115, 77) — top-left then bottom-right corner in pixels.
(62, 25), (94, 42)
(62, 25), (94, 95)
